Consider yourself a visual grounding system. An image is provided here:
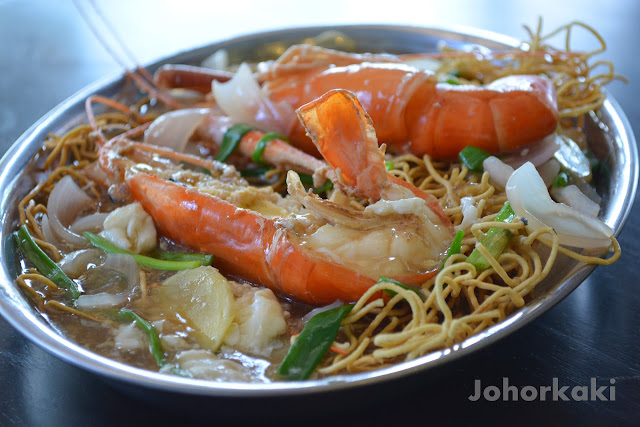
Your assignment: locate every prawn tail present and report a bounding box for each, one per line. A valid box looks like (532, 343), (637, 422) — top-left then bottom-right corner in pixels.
(296, 89), (389, 200)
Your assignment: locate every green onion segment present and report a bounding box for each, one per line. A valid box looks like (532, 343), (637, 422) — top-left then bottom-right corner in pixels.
(277, 304), (353, 381)
(552, 171), (569, 187)
(83, 232), (212, 270)
(378, 276), (424, 300)
(14, 225), (81, 299)
(116, 309), (166, 367)
(297, 173), (334, 194)
(459, 146), (491, 173)
(251, 132), (288, 165)
(215, 123), (254, 162)
(466, 202), (517, 271)
(441, 229), (466, 268)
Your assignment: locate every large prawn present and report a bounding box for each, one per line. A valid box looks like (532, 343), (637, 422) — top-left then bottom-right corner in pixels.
(156, 44), (559, 159)
(99, 89), (455, 305)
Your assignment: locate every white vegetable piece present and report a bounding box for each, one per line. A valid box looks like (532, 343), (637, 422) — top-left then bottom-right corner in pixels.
(224, 282), (287, 357)
(506, 162), (613, 249)
(456, 196), (479, 232)
(100, 203), (157, 254)
(551, 185), (601, 219)
(144, 108), (210, 153)
(482, 156), (514, 189)
(161, 266), (236, 352)
(213, 62), (296, 135)
(45, 175), (93, 247)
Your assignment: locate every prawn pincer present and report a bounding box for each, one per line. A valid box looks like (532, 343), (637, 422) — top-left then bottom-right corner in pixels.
(157, 44), (558, 159)
(99, 90), (454, 305)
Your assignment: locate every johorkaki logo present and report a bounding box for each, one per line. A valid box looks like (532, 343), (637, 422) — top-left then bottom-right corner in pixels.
(468, 378), (616, 402)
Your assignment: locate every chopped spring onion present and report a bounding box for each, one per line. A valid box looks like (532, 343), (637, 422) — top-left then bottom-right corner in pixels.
(466, 202), (517, 271)
(459, 146), (491, 173)
(116, 309), (166, 367)
(313, 180), (334, 194)
(378, 276), (424, 300)
(14, 225), (81, 299)
(277, 304), (353, 381)
(251, 132), (288, 166)
(298, 173), (314, 186)
(240, 167), (271, 178)
(443, 77), (461, 85)
(152, 249), (214, 266)
(441, 229), (466, 268)
(385, 160), (395, 171)
(215, 123), (253, 162)
(297, 173), (334, 194)
(552, 171), (569, 187)
(83, 232), (212, 270)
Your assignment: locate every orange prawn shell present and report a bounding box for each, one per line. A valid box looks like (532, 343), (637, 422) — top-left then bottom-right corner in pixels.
(128, 173), (434, 305)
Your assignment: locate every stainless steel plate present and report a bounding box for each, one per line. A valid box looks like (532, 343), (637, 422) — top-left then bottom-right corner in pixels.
(0, 25), (637, 397)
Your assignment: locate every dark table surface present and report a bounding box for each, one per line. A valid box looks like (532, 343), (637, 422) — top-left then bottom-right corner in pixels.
(1, 0), (639, 425)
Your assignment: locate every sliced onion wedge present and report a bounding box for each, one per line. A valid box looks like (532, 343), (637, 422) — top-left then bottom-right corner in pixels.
(483, 156), (514, 189)
(144, 108), (211, 152)
(506, 162), (613, 249)
(76, 253), (139, 310)
(46, 175), (92, 247)
(550, 185), (600, 219)
(213, 62), (296, 135)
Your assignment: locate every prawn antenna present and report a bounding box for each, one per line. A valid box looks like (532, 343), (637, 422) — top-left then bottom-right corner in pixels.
(72, 0), (183, 110)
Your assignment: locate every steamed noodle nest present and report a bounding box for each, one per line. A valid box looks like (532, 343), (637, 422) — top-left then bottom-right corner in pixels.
(15, 20), (621, 378)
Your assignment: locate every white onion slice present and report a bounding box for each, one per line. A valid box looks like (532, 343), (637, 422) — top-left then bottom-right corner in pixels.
(536, 159), (561, 188)
(76, 293), (128, 309)
(483, 156), (514, 189)
(58, 248), (104, 278)
(75, 253), (139, 310)
(100, 253), (140, 290)
(501, 133), (560, 169)
(46, 175), (92, 247)
(213, 62), (296, 135)
(301, 300), (344, 324)
(550, 185), (600, 218)
(70, 212), (109, 234)
(201, 49), (229, 70)
(506, 162), (613, 249)
(456, 196), (479, 232)
(144, 108), (210, 152)
(41, 214), (63, 248)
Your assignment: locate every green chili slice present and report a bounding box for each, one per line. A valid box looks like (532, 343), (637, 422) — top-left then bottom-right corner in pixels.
(116, 309), (166, 367)
(459, 146), (491, 173)
(251, 132), (288, 165)
(466, 202), (517, 271)
(277, 304), (353, 381)
(83, 232), (211, 270)
(14, 225), (81, 299)
(378, 276), (424, 300)
(215, 123), (254, 162)
(441, 229), (466, 268)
